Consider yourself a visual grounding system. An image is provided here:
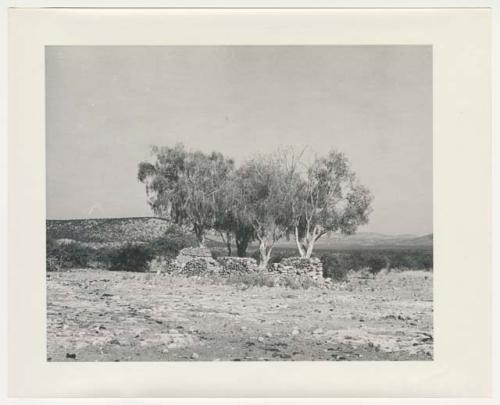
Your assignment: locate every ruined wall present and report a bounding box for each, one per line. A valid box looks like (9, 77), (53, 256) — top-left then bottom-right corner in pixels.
(216, 257), (259, 275)
(270, 257), (324, 281)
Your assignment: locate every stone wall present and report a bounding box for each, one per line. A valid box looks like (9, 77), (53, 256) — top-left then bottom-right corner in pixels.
(181, 257), (222, 276)
(270, 257), (324, 281)
(216, 257), (259, 275)
(152, 249), (325, 286)
(175, 247), (222, 276)
(175, 246), (213, 267)
(148, 256), (180, 274)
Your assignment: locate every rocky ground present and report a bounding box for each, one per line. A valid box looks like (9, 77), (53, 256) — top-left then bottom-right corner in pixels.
(47, 269), (433, 361)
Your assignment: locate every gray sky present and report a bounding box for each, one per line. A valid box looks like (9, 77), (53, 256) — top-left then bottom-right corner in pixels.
(46, 46), (432, 235)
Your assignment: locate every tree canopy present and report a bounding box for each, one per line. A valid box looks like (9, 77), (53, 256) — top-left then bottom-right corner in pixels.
(138, 144), (372, 263)
(292, 150), (373, 258)
(233, 151), (300, 268)
(138, 144), (234, 245)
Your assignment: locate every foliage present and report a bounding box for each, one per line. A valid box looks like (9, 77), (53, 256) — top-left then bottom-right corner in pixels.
(365, 256), (387, 275)
(148, 225), (197, 257)
(108, 244), (154, 272)
(46, 237), (92, 269)
(320, 249), (432, 281)
(320, 254), (350, 281)
(138, 144), (234, 245)
(292, 150), (373, 258)
(233, 151), (299, 268)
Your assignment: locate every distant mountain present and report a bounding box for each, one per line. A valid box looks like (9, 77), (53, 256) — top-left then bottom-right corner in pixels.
(274, 232), (433, 249)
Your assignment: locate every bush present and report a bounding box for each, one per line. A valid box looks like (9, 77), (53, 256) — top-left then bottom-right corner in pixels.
(365, 256), (387, 275)
(46, 237), (92, 269)
(148, 225), (197, 257)
(320, 254), (350, 281)
(108, 244), (154, 272)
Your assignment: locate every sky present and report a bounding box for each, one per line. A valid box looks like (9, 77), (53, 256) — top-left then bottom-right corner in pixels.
(46, 45), (432, 235)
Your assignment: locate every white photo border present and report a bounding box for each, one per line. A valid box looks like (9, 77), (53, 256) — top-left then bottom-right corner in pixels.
(3, 1), (498, 402)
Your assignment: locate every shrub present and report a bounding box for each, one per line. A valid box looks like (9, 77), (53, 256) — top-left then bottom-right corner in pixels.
(46, 237), (92, 269)
(148, 225), (197, 257)
(365, 256), (387, 275)
(108, 244), (154, 272)
(46, 257), (61, 272)
(320, 254), (350, 281)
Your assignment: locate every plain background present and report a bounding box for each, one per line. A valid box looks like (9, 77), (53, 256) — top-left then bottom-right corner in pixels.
(2, 2), (496, 400)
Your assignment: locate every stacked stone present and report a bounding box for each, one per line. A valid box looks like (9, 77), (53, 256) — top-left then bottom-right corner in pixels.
(176, 247), (212, 266)
(182, 257), (221, 276)
(216, 257), (259, 275)
(270, 257), (324, 281)
(148, 256), (180, 274)
(176, 247), (222, 276)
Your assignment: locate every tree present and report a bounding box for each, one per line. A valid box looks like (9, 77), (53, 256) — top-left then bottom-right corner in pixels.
(213, 176), (256, 257)
(138, 144), (234, 246)
(292, 150), (373, 258)
(235, 152), (298, 269)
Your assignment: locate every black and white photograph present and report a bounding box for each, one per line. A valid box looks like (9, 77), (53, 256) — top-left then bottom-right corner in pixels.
(45, 45), (433, 362)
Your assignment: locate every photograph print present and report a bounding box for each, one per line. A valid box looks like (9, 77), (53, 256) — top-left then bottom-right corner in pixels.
(45, 45), (433, 362)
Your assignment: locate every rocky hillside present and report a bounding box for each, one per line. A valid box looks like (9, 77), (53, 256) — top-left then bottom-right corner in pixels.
(47, 217), (172, 244)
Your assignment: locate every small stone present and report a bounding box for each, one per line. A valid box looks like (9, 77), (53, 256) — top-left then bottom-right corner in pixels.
(191, 353), (199, 360)
(65, 353), (76, 359)
(257, 336), (265, 342)
(312, 328), (323, 334)
(265, 332), (272, 338)
(291, 328), (300, 336)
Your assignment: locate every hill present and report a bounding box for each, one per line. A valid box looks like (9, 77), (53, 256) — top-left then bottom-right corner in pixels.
(47, 217), (432, 250)
(46, 217), (172, 244)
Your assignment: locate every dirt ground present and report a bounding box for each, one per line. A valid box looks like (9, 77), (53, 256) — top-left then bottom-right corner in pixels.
(47, 269), (433, 361)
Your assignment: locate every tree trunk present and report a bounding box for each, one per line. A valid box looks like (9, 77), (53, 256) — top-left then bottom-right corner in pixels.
(225, 231), (232, 256)
(194, 225), (205, 247)
(258, 239), (272, 270)
(302, 225), (325, 258)
(304, 238), (315, 258)
(295, 226), (306, 258)
(235, 234), (250, 257)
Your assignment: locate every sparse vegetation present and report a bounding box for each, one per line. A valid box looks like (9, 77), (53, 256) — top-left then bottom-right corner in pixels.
(108, 244), (154, 272)
(46, 236), (92, 270)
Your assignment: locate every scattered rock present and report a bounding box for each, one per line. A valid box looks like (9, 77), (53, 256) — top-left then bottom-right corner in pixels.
(191, 352), (199, 360)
